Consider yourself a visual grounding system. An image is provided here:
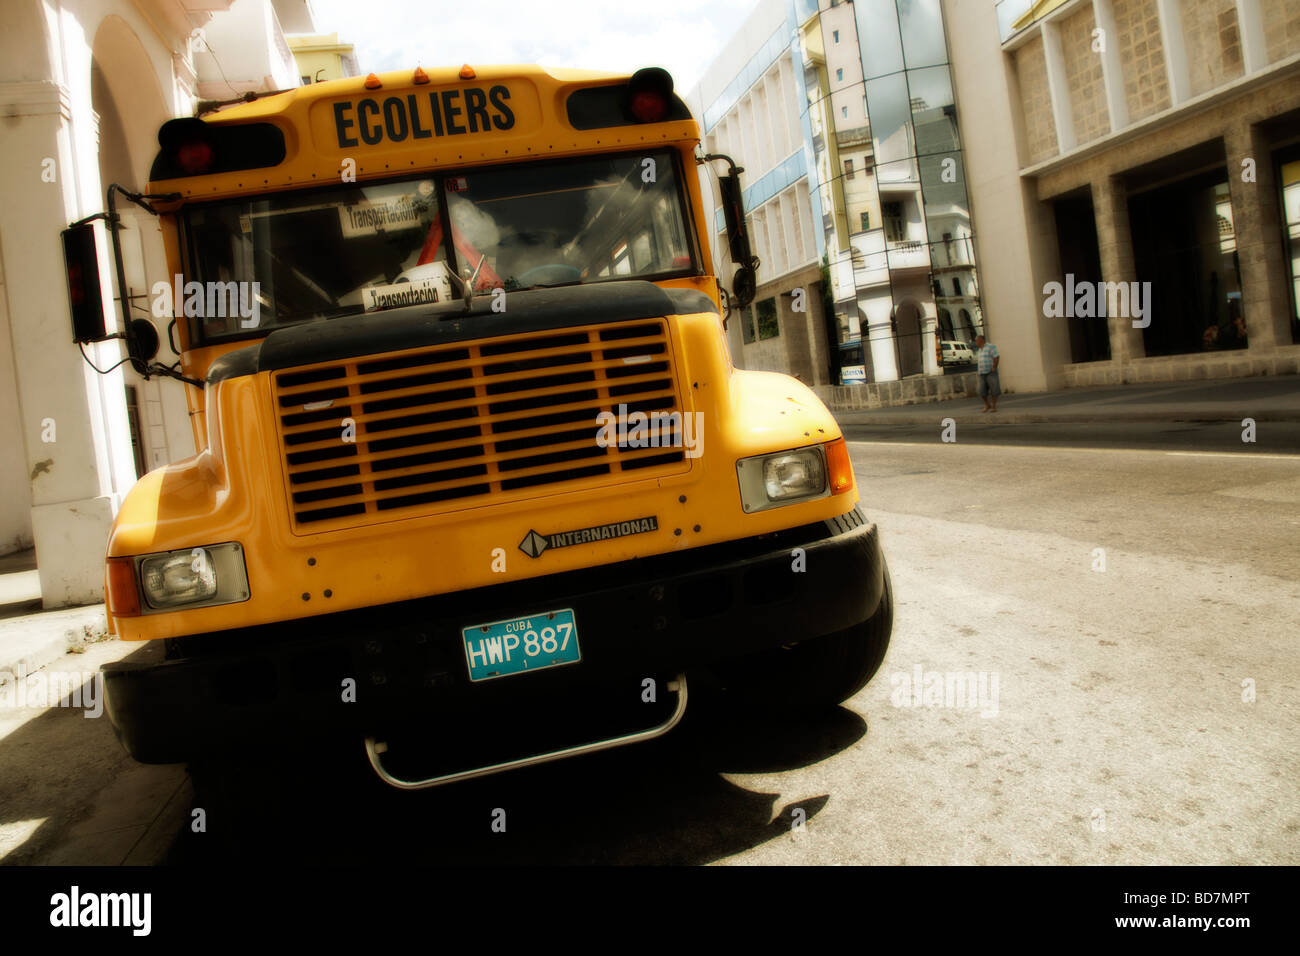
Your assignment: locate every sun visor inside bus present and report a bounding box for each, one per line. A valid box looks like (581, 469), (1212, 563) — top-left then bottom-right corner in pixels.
(149, 118), (287, 182)
(566, 84), (692, 131)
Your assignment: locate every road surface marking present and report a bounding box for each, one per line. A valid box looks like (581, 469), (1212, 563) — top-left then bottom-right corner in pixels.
(1165, 451), (1300, 461)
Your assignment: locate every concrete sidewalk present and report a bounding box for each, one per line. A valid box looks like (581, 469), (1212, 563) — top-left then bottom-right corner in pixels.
(0, 604), (109, 687)
(832, 375), (1300, 426)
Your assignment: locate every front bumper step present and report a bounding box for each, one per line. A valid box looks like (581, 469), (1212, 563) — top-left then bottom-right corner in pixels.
(365, 674), (688, 789)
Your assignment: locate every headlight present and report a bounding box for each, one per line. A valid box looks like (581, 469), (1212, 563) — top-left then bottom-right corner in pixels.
(736, 445), (829, 513)
(135, 542), (249, 612)
(141, 551), (216, 606)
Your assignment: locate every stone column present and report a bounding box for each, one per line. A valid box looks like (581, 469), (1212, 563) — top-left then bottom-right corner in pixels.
(920, 309), (940, 377)
(866, 316), (899, 383)
(0, 80), (136, 607)
(1224, 117), (1291, 351)
(1091, 174), (1146, 364)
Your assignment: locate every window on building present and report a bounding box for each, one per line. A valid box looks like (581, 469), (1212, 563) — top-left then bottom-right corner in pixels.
(741, 305), (756, 345)
(952, 277), (962, 295)
(883, 201), (906, 242)
(938, 309), (954, 340)
(943, 231), (953, 262)
(301, 75), (313, 85)
(836, 68), (843, 81)
(833, 30), (840, 42)
(841, 106), (848, 118)
(756, 297), (779, 340)
(1129, 170), (1246, 356)
(860, 211), (870, 231)
(843, 158), (854, 179)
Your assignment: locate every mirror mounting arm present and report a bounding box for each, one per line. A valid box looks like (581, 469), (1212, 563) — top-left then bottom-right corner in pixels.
(102, 185), (184, 381)
(699, 154), (759, 310)
(699, 152), (744, 176)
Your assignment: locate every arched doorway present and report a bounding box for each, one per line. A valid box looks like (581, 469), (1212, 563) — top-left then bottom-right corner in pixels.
(92, 16), (170, 190)
(91, 16), (191, 478)
(894, 300), (924, 377)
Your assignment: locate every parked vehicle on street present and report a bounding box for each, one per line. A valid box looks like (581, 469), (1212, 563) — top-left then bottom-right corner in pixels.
(62, 64), (893, 789)
(939, 339), (976, 367)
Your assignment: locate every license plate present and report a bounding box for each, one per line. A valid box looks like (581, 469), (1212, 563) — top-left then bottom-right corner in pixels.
(462, 609), (581, 683)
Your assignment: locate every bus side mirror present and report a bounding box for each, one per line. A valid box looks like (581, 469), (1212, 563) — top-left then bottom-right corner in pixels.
(718, 172), (756, 309)
(127, 318), (160, 370)
(62, 223), (108, 344)
(62, 221), (159, 372)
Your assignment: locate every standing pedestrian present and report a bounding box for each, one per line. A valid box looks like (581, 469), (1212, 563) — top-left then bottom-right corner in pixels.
(975, 334), (1000, 412)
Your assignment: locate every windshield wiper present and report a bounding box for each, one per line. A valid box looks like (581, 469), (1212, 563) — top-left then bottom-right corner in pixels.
(520, 278), (585, 292)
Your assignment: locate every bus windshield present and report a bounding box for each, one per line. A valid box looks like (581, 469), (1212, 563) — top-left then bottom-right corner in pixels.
(181, 149), (697, 343)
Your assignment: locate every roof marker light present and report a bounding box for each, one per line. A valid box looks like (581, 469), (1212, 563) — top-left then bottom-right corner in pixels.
(176, 138), (216, 175)
(413, 67), (429, 85)
(459, 64), (476, 79)
(364, 73), (382, 89)
(627, 67), (674, 123)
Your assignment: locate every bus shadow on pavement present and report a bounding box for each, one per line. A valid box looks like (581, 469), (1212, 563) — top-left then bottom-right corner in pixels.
(0, 666), (189, 866)
(166, 703), (866, 865)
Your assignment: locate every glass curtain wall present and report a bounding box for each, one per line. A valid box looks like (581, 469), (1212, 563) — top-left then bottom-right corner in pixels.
(794, 0), (984, 383)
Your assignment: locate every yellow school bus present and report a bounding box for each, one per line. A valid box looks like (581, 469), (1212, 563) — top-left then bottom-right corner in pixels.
(65, 64), (892, 788)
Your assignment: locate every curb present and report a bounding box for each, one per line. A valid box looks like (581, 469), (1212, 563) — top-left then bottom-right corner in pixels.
(0, 605), (109, 685)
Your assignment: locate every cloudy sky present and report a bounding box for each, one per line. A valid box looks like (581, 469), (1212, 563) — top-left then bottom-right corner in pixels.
(308, 0), (761, 95)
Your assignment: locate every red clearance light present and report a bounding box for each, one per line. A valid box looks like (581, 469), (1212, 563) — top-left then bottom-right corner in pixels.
(627, 67), (674, 123)
(154, 117), (285, 181)
(630, 90), (668, 123)
(176, 138), (216, 175)
(413, 67), (429, 85)
(364, 73), (382, 89)
(459, 64), (476, 79)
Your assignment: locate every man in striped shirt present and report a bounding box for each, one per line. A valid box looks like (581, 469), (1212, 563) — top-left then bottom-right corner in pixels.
(975, 335), (1000, 412)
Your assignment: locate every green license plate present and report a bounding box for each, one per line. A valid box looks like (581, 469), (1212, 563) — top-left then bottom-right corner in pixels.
(462, 608), (581, 682)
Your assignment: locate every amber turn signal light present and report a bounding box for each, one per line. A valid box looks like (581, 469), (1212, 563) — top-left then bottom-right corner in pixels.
(459, 64), (476, 79)
(106, 557), (141, 617)
(413, 67), (429, 85)
(364, 73), (382, 89)
(825, 438), (854, 494)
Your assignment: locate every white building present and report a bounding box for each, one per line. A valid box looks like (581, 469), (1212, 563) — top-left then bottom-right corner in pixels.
(690, 0), (989, 387)
(0, 0), (314, 606)
(686, 1), (831, 385)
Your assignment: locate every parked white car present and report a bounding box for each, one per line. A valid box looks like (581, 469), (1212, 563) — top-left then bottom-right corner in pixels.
(939, 340), (975, 366)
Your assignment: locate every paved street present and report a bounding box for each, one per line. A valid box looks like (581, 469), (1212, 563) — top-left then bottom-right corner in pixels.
(148, 429), (1299, 865)
(0, 637), (190, 865)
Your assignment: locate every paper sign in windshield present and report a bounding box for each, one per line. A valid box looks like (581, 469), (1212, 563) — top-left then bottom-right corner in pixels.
(363, 277), (445, 312)
(338, 197), (425, 238)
